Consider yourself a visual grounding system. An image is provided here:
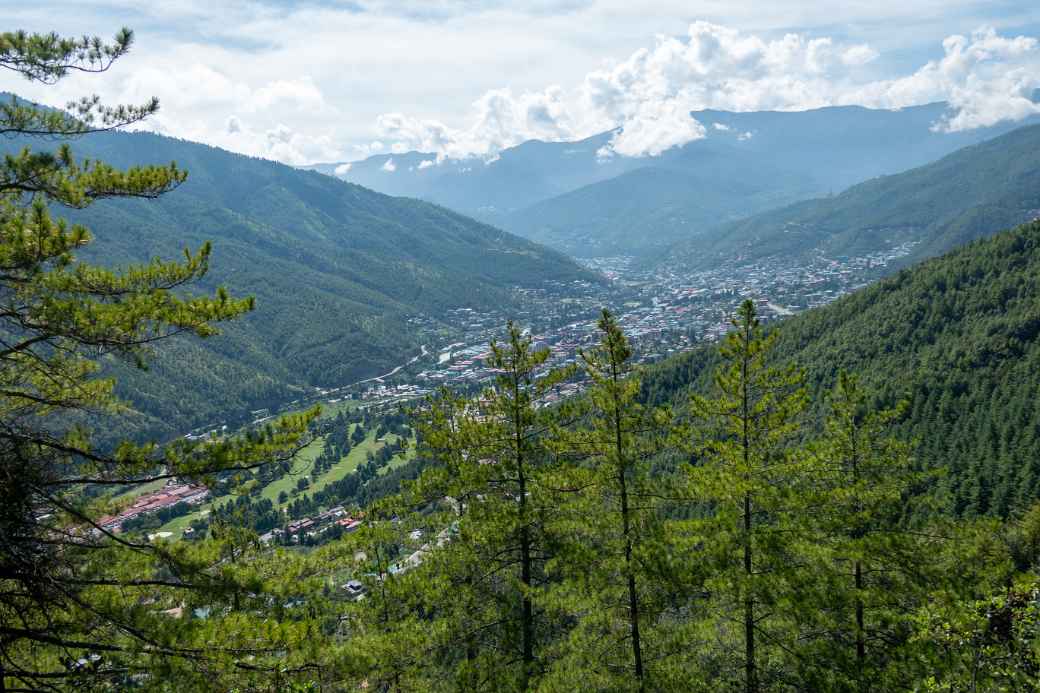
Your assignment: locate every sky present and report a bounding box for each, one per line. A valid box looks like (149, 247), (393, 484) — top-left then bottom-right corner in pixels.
(3, 1), (1040, 165)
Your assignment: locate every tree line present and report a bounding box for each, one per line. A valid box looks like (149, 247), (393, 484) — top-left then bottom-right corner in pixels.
(336, 306), (1040, 691)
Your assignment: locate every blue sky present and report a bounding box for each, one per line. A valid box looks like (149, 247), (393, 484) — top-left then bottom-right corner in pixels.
(2, 1), (1039, 163)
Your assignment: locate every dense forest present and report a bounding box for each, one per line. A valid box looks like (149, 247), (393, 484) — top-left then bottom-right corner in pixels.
(646, 220), (1040, 519)
(22, 291), (1039, 691)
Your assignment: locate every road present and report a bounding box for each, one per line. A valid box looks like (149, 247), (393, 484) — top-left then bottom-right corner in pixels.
(356, 344), (429, 385)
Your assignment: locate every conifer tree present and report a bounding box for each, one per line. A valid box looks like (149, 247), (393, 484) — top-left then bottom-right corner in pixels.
(687, 300), (808, 693)
(361, 326), (568, 690)
(476, 323), (569, 688)
(796, 372), (929, 689)
(0, 27), (316, 689)
(542, 309), (673, 690)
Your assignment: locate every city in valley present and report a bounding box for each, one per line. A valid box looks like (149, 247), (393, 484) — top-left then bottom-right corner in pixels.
(231, 238), (920, 429)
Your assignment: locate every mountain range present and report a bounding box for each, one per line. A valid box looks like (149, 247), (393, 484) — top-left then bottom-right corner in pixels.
(311, 101), (1040, 256)
(661, 122), (1040, 270)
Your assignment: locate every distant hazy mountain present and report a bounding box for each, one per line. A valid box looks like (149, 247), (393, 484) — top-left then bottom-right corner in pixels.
(664, 122), (1040, 270)
(311, 102), (1040, 257)
(306, 131), (642, 220)
(6, 119), (593, 439)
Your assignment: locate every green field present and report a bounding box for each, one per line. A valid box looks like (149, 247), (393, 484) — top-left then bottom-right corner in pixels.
(258, 436), (327, 509)
(110, 477), (167, 503)
(378, 444), (416, 475)
(153, 426), (412, 539)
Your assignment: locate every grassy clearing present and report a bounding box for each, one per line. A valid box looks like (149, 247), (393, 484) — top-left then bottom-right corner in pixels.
(157, 507), (211, 539)
(259, 436), (326, 508)
(112, 477), (167, 502)
(155, 426), (414, 538)
(378, 443), (416, 475)
(315, 398), (360, 420)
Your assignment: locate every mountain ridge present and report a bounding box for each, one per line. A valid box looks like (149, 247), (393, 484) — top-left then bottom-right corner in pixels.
(310, 101), (1040, 257)
(661, 121), (1040, 270)
(4, 116), (595, 439)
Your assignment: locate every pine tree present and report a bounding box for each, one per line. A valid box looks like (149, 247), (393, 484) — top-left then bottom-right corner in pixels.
(0, 27), (316, 689)
(686, 300), (808, 692)
(476, 323), (569, 688)
(795, 372), (929, 689)
(358, 326), (569, 689)
(542, 309), (674, 690)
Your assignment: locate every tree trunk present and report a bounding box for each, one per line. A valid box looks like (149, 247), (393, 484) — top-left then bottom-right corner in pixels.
(741, 323), (757, 693)
(618, 453), (644, 688)
(744, 491), (756, 693)
(514, 371), (534, 688)
(855, 560), (865, 670)
(613, 366), (644, 689)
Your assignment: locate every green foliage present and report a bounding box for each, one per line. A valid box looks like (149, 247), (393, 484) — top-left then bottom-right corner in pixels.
(647, 220), (1040, 519)
(540, 310), (677, 689)
(681, 300), (810, 692)
(337, 284), (1040, 691)
(0, 26), (321, 690)
(50, 126), (594, 441)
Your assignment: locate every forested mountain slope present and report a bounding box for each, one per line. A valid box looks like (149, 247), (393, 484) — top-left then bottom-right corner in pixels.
(665, 123), (1040, 269)
(644, 220), (1040, 518)
(7, 123), (593, 439)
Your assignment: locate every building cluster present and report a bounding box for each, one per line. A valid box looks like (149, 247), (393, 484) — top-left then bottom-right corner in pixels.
(99, 482), (209, 533)
(259, 505), (363, 544)
(154, 240), (924, 544)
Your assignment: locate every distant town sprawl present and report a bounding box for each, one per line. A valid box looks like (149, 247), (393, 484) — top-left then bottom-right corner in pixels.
(185, 239), (918, 439)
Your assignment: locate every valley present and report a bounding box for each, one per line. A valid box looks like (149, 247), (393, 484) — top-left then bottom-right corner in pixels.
(181, 234), (920, 449)
(6, 14), (1040, 688)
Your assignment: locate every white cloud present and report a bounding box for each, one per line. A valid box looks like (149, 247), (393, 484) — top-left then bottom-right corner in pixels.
(334, 162), (353, 176)
(247, 78), (327, 113)
(370, 22), (1040, 159)
(712, 122), (731, 131)
(418, 159), (436, 169)
(3, 3), (1039, 165)
(381, 158), (397, 172)
(848, 27), (1040, 131)
(373, 85), (575, 159)
(598, 100), (707, 158)
(842, 44), (880, 67)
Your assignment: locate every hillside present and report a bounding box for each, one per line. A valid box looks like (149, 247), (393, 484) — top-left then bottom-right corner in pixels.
(313, 102), (1040, 257)
(644, 220), (1040, 518)
(495, 142), (818, 256)
(665, 123), (1040, 269)
(9, 125), (593, 439)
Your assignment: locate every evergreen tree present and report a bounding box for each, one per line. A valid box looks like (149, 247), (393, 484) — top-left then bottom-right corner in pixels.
(542, 310), (674, 690)
(798, 372), (929, 689)
(686, 300), (809, 692)
(0, 27), (316, 689)
(353, 326), (570, 690)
